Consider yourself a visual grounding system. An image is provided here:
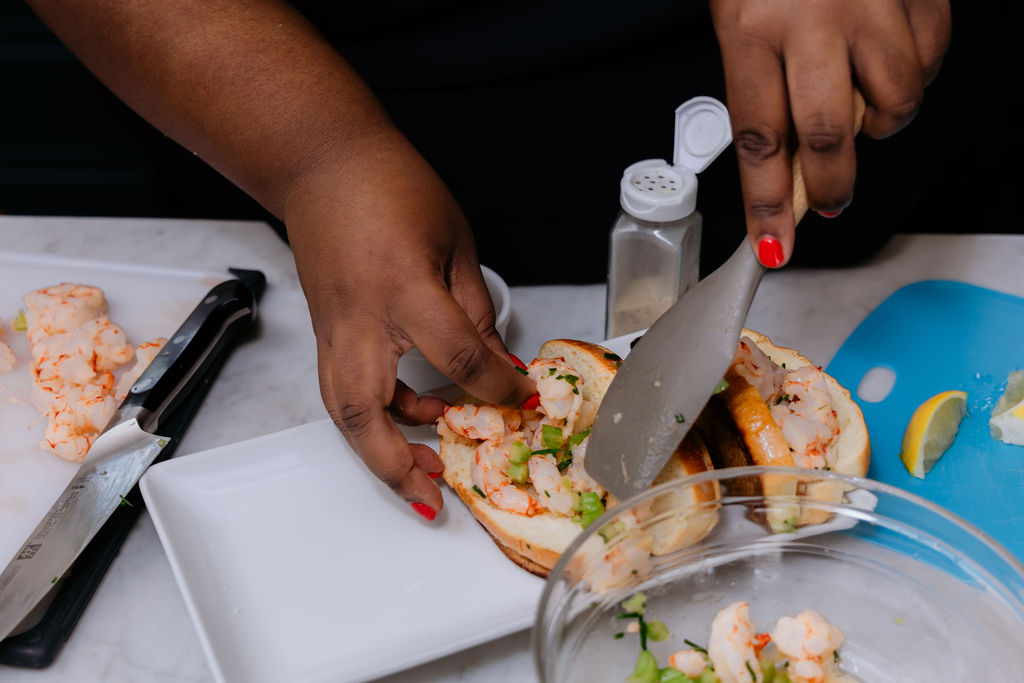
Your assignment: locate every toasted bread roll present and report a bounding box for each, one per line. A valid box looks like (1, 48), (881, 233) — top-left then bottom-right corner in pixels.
(437, 339), (716, 577)
(701, 329), (870, 528)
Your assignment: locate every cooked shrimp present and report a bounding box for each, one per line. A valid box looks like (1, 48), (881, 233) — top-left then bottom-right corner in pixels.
(31, 331), (97, 392)
(528, 454), (575, 515)
(23, 283), (106, 339)
(583, 525), (653, 592)
(562, 437), (606, 498)
(443, 404), (506, 441)
(708, 601), (763, 683)
(732, 337), (786, 400)
(770, 610), (845, 683)
(114, 338), (167, 401)
(668, 649), (708, 678)
(43, 377), (118, 463)
(472, 435), (541, 515)
(769, 366), (839, 470)
(79, 316), (133, 371)
(0, 340), (14, 374)
(528, 358), (584, 427)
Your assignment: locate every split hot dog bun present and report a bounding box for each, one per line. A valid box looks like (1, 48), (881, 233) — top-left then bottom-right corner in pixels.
(436, 339), (718, 577)
(696, 329), (870, 528)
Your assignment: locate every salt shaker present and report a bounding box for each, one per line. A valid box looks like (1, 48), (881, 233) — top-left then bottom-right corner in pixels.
(605, 96), (732, 339)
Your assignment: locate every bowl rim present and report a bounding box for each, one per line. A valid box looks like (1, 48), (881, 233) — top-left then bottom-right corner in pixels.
(480, 264), (511, 333)
(531, 464), (1024, 677)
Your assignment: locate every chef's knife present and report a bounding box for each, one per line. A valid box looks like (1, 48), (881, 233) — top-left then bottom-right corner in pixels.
(586, 93), (865, 501)
(0, 274), (260, 641)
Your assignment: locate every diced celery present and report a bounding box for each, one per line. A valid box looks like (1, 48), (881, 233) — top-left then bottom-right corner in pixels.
(761, 660), (775, 683)
(621, 592), (646, 614)
(506, 462), (529, 484)
(646, 619), (670, 642)
(697, 668), (719, 683)
(658, 667), (687, 682)
(626, 649), (659, 683)
(578, 491), (605, 528)
(598, 520), (626, 543)
(541, 424), (565, 450)
(509, 440), (532, 465)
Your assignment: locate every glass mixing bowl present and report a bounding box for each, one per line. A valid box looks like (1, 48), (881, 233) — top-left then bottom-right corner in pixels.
(533, 466), (1024, 681)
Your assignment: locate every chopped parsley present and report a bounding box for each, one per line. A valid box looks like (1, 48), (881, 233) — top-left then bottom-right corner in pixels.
(674, 413), (686, 423)
(683, 639), (707, 654)
(118, 495), (134, 508)
(471, 484), (486, 498)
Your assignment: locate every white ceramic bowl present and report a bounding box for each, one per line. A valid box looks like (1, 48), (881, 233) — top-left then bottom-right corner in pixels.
(533, 466), (1024, 682)
(396, 265), (511, 391)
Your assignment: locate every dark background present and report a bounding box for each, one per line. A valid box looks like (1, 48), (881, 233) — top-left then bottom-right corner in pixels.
(1, 1), (1020, 285)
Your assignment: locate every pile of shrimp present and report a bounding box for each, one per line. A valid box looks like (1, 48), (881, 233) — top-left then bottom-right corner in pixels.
(20, 283), (166, 463)
(732, 337), (841, 470)
(0, 322), (15, 374)
(664, 601), (852, 683)
(436, 355), (606, 519)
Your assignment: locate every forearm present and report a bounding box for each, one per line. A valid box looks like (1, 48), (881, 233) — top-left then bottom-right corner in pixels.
(26, 0), (392, 218)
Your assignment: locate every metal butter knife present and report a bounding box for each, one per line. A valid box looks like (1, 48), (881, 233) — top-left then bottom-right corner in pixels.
(0, 273), (261, 641)
(586, 93), (866, 502)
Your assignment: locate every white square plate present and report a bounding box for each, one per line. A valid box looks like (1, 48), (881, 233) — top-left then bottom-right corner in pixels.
(140, 419), (544, 683)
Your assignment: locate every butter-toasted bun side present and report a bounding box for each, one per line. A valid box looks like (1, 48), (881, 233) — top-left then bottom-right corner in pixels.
(437, 339), (717, 577)
(698, 329), (871, 527)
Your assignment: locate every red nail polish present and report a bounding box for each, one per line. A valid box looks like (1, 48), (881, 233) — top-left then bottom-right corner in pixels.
(509, 354), (527, 371)
(757, 237), (784, 268)
(411, 502), (436, 521)
(521, 393), (541, 410)
(817, 209), (843, 218)
(428, 471), (442, 479)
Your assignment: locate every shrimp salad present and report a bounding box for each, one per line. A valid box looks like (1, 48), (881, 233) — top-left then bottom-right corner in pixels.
(621, 595), (857, 683)
(10, 283), (167, 462)
(436, 355), (608, 525)
(731, 337), (840, 471)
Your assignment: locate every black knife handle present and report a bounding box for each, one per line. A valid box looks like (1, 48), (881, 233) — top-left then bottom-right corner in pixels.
(117, 278), (257, 433)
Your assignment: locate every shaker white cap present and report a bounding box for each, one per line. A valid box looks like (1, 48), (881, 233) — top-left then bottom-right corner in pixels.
(620, 96), (732, 222)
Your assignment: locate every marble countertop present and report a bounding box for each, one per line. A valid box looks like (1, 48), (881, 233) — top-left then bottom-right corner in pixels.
(2, 216), (1024, 682)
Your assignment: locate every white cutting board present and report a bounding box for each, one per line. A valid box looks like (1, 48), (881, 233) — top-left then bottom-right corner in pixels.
(0, 250), (226, 569)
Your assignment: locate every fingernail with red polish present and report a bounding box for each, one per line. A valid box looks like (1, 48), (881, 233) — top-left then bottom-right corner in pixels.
(411, 502), (436, 521)
(757, 237), (784, 268)
(816, 208), (843, 219)
(428, 471), (442, 479)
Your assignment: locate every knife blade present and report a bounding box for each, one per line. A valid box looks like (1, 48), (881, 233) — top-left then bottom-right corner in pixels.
(586, 92), (866, 502)
(0, 276), (259, 640)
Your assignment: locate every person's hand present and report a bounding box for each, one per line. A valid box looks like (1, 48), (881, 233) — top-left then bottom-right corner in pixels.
(709, 0), (951, 267)
(284, 124), (535, 519)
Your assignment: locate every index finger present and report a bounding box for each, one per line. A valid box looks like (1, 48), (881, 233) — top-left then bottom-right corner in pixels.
(719, 39), (797, 267)
(320, 323), (445, 516)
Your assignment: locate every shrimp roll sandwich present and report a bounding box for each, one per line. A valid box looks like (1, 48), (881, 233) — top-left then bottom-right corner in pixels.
(436, 339), (719, 578)
(695, 329), (871, 531)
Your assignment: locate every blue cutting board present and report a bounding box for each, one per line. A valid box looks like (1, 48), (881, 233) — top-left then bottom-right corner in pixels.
(826, 280), (1024, 561)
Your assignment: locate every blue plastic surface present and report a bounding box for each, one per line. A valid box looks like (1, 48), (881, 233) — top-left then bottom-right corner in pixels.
(827, 280), (1024, 561)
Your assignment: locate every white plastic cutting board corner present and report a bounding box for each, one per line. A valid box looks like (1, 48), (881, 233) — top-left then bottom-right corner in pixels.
(140, 419), (544, 683)
(0, 250), (227, 569)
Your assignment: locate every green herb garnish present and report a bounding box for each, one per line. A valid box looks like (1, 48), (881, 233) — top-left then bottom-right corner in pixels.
(12, 310), (26, 331)
(118, 495), (134, 508)
(674, 413), (685, 423)
(712, 377), (729, 394)
(514, 365), (528, 375)
(471, 484), (486, 498)
(683, 639), (707, 654)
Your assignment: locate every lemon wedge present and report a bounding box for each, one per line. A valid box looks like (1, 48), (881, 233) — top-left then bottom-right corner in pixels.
(990, 370), (1024, 446)
(900, 390), (967, 479)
